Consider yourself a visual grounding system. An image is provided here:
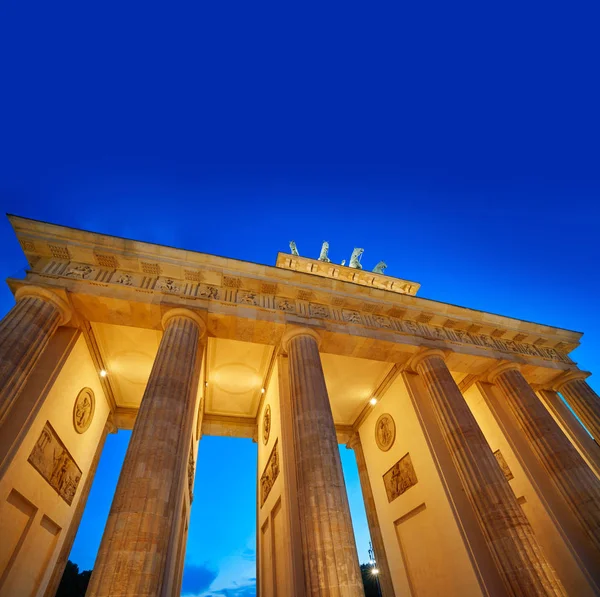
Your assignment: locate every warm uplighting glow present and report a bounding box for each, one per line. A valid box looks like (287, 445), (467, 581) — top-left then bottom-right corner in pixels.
(261, 388), (265, 394)
(205, 381), (208, 387)
(369, 398), (377, 405)
(99, 370), (107, 378)
(371, 568), (379, 575)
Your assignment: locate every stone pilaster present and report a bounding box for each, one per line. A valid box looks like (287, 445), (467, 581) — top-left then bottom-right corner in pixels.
(554, 371), (600, 444)
(347, 433), (395, 597)
(490, 363), (600, 554)
(412, 350), (565, 596)
(87, 308), (205, 597)
(282, 327), (363, 597)
(0, 286), (71, 425)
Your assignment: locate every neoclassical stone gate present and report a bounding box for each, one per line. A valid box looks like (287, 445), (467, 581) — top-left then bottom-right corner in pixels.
(0, 215), (599, 597)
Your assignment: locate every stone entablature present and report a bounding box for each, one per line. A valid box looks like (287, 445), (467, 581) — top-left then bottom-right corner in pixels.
(17, 262), (574, 366)
(275, 252), (420, 296)
(9, 215), (581, 358)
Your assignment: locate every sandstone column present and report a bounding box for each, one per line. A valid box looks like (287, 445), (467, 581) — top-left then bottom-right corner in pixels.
(347, 433), (395, 597)
(554, 371), (600, 443)
(0, 286), (71, 425)
(537, 389), (600, 479)
(490, 363), (600, 554)
(87, 308), (205, 597)
(282, 327), (363, 597)
(412, 350), (565, 596)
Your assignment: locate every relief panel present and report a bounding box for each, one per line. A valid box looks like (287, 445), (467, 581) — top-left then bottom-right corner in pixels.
(28, 422), (82, 505)
(383, 452), (418, 502)
(260, 440), (280, 507)
(494, 449), (514, 481)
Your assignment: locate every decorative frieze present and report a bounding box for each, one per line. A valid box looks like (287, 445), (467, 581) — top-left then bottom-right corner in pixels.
(48, 244), (71, 260)
(94, 253), (119, 268)
(28, 421), (82, 505)
(66, 264), (96, 279)
(155, 277), (181, 293)
(383, 453), (418, 502)
(140, 261), (161, 275)
(38, 261), (574, 365)
(343, 309), (362, 324)
(260, 439), (279, 507)
(197, 284), (219, 299)
(275, 297), (295, 312)
(237, 291), (258, 306)
(309, 303), (329, 318)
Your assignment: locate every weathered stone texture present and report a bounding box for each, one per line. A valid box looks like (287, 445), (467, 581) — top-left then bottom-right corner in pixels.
(415, 351), (565, 596)
(87, 310), (203, 597)
(0, 288), (69, 424)
(494, 366), (600, 554)
(284, 329), (364, 597)
(347, 433), (395, 597)
(559, 377), (600, 443)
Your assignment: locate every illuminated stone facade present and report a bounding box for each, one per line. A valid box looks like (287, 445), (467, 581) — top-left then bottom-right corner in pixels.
(0, 215), (599, 596)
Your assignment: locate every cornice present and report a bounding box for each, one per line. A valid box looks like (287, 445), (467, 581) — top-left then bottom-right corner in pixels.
(8, 268), (577, 368)
(7, 214), (582, 353)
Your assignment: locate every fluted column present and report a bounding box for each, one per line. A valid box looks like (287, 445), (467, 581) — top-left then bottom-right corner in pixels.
(282, 327), (363, 597)
(555, 371), (600, 443)
(347, 433), (395, 597)
(0, 286), (71, 425)
(537, 389), (600, 479)
(490, 363), (600, 554)
(413, 350), (565, 596)
(87, 308), (205, 597)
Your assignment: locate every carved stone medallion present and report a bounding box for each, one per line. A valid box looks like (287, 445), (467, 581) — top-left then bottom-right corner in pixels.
(29, 421), (82, 505)
(263, 404), (271, 445)
(375, 413), (395, 452)
(73, 387), (95, 434)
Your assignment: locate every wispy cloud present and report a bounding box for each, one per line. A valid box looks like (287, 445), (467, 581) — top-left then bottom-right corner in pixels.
(192, 534), (256, 597)
(181, 563), (218, 596)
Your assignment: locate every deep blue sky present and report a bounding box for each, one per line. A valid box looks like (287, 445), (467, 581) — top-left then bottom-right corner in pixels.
(1, 2), (599, 596)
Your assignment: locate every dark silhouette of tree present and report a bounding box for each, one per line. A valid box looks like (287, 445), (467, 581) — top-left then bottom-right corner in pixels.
(360, 563), (380, 597)
(55, 560), (92, 597)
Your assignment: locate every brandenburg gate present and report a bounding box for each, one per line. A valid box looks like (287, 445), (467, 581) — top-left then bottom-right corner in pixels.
(0, 215), (599, 597)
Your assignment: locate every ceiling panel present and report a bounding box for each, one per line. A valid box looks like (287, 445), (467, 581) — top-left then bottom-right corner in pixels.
(321, 353), (393, 425)
(91, 322), (162, 408)
(205, 338), (274, 418)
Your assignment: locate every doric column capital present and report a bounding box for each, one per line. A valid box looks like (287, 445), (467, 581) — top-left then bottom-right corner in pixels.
(407, 348), (447, 372)
(551, 369), (591, 391)
(281, 325), (322, 353)
(14, 285), (72, 325)
(161, 308), (207, 337)
(485, 361), (521, 384)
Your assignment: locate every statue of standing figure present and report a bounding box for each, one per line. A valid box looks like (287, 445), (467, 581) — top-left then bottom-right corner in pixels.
(349, 248), (364, 269)
(289, 241), (299, 256)
(318, 241), (331, 262)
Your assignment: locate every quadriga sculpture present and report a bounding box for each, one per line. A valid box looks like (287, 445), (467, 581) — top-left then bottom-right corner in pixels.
(372, 261), (387, 274)
(349, 248), (364, 269)
(318, 241), (331, 262)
